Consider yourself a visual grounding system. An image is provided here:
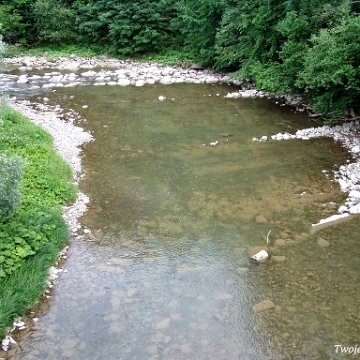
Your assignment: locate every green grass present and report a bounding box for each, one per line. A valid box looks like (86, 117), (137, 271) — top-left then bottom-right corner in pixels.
(0, 102), (76, 339)
(3, 43), (106, 61)
(0, 213), (69, 339)
(3, 44), (192, 67)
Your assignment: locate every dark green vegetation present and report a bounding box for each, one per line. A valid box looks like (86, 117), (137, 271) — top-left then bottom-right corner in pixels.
(1, 0), (360, 122)
(0, 103), (76, 338)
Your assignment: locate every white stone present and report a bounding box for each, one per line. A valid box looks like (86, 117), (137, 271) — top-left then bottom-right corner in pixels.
(349, 190), (360, 199)
(135, 80), (145, 87)
(81, 70), (97, 77)
(159, 77), (173, 85)
(17, 77), (28, 84)
(338, 205), (348, 213)
(349, 204), (360, 214)
(250, 250), (269, 263)
(117, 79), (131, 86)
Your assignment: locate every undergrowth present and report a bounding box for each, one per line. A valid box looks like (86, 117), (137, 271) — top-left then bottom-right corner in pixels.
(0, 102), (75, 339)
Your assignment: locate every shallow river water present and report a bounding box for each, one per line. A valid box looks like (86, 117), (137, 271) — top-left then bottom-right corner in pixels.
(6, 80), (360, 359)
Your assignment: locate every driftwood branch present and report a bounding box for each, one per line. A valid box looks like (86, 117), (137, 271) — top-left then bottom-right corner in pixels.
(266, 230), (271, 246)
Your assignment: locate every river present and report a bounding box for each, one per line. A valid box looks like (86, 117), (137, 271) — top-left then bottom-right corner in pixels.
(2, 65), (359, 359)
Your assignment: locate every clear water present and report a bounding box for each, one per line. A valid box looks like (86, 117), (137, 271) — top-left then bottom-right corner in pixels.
(8, 83), (359, 359)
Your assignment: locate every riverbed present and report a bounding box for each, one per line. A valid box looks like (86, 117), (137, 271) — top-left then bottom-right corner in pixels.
(2, 57), (360, 359)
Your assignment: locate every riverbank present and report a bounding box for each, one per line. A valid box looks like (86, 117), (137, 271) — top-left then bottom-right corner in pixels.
(1, 55), (360, 354)
(0, 102), (90, 355)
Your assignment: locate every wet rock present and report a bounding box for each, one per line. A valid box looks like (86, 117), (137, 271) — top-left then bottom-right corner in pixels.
(272, 255), (286, 262)
(317, 238), (330, 248)
(255, 215), (268, 223)
(61, 339), (78, 351)
(171, 313), (181, 320)
(110, 297), (121, 311)
(252, 300), (275, 312)
(147, 345), (158, 355)
(215, 293), (233, 300)
(164, 335), (172, 344)
(180, 343), (194, 354)
(127, 288), (138, 297)
(155, 318), (171, 329)
(108, 322), (124, 334)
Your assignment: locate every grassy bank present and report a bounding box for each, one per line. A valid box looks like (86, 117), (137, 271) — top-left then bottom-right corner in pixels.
(0, 101), (76, 340)
(3, 44), (188, 67)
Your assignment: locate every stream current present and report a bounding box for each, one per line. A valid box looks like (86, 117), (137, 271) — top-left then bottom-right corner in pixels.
(4, 79), (360, 359)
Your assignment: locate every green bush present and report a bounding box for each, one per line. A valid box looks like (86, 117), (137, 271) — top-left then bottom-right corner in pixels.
(0, 156), (24, 220)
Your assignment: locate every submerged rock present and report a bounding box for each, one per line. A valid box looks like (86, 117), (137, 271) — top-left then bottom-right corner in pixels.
(252, 300), (275, 312)
(317, 237), (330, 248)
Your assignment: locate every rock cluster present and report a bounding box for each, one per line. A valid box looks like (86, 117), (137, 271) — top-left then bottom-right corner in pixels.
(2, 56), (240, 89)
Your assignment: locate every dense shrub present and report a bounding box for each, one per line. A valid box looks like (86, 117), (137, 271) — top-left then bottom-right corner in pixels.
(0, 156), (24, 220)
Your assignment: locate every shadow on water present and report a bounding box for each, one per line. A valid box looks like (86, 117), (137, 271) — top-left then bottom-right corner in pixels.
(9, 83), (359, 359)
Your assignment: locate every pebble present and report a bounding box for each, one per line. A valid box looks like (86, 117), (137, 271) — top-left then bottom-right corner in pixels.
(317, 238), (330, 248)
(180, 344), (194, 354)
(275, 239), (286, 246)
(155, 318), (170, 329)
(252, 300), (275, 312)
(255, 215), (268, 223)
(272, 255), (286, 262)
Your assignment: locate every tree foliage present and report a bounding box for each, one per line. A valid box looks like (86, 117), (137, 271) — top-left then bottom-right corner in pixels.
(75, 0), (180, 54)
(33, 0), (77, 44)
(297, 13), (360, 121)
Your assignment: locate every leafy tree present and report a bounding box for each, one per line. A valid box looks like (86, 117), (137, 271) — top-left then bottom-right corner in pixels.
(297, 13), (360, 121)
(75, 0), (179, 55)
(33, 0), (77, 44)
(0, 0), (36, 44)
(174, 0), (226, 65)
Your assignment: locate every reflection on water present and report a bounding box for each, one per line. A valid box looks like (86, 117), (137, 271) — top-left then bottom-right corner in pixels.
(10, 83), (359, 359)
